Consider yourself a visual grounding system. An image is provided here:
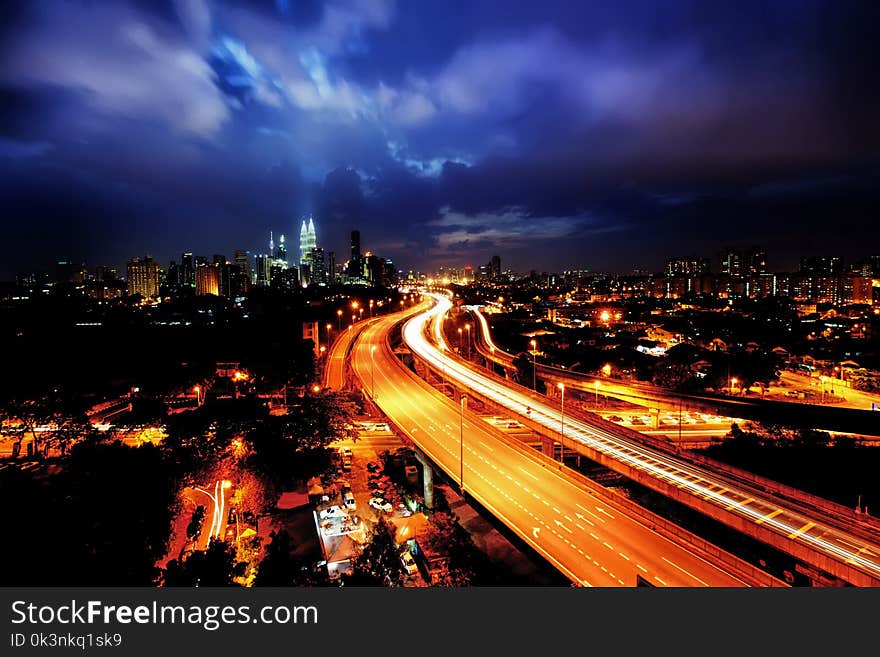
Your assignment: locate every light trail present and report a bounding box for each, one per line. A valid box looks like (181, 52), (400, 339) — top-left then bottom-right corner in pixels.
(405, 293), (880, 582)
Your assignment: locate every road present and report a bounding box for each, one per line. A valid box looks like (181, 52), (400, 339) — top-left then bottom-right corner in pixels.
(471, 307), (880, 436)
(419, 294), (880, 585)
(351, 304), (753, 586)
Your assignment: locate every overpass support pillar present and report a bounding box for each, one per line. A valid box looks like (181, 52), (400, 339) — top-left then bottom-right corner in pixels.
(412, 448), (434, 510)
(540, 436), (555, 458)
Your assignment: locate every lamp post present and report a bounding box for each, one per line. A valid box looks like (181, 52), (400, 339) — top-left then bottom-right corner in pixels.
(465, 323), (471, 359)
(369, 299), (374, 318)
(529, 339), (537, 390)
(557, 382), (565, 462)
(458, 327), (463, 353)
(337, 309), (343, 331)
(193, 385), (202, 406)
(460, 395), (468, 492)
(326, 323), (332, 346)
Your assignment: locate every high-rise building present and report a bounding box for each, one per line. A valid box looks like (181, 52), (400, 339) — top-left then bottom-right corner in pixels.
(717, 248), (742, 277)
(299, 216), (317, 266)
(181, 252), (195, 287)
(800, 255), (843, 275)
(126, 256), (159, 299)
(490, 255), (501, 280)
(56, 261), (87, 284)
(195, 262), (219, 296)
(664, 256), (710, 276)
(308, 246), (327, 285)
(746, 247), (767, 275)
(349, 230), (362, 279)
(234, 250), (251, 284)
(254, 254), (270, 286)
(327, 251), (336, 283)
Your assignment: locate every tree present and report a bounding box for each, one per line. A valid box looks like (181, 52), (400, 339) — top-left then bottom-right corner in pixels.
(346, 517), (405, 587)
(163, 540), (241, 587)
(422, 511), (479, 586)
(254, 530), (328, 586)
(512, 353), (534, 389)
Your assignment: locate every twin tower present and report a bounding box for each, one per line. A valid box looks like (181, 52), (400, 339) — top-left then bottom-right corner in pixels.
(299, 215), (317, 266)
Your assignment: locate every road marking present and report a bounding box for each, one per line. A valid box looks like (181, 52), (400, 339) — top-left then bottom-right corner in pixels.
(576, 523), (586, 531)
(575, 513), (595, 527)
(576, 504), (604, 523)
(552, 507), (561, 514)
(595, 506), (615, 519)
(755, 509), (784, 525)
(618, 552), (630, 561)
(662, 557), (709, 587)
(564, 514), (573, 522)
(636, 564), (648, 573)
(787, 521), (816, 539)
(654, 576), (667, 586)
(589, 532), (600, 541)
(478, 441), (494, 452)
(519, 467), (538, 481)
(532, 527), (540, 538)
(555, 520), (573, 534)
(602, 542), (614, 551)
(724, 496), (754, 511)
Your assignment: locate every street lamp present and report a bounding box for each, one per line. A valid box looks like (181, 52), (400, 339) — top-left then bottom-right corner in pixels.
(369, 299), (374, 318)
(326, 323), (332, 346)
(193, 385), (202, 406)
(460, 395), (468, 492)
(337, 309), (343, 331)
(458, 327), (463, 352)
(730, 377), (738, 395)
(465, 323), (471, 359)
(557, 382), (565, 462)
(529, 339), (537, 390)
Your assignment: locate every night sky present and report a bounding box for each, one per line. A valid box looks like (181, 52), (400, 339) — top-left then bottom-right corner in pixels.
(1, 0), (878, 278)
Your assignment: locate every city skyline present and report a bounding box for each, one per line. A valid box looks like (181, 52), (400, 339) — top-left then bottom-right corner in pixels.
(1, 1), (879, 278)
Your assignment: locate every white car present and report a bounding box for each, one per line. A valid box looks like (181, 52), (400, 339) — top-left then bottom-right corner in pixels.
(369, 497), (393, 513)
(319, 505), (346, 520)
(400, 550), (418, 575)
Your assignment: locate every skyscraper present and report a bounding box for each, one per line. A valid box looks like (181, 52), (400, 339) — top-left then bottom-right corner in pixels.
(234, 250), (251, 284)
(308, 246), (327, 285)
(254, 254), (270, 286)
(800, 255), (842, 275)
(299, 216), (317, 266)
(195, 262), (219, 296)
(126, 256), (159, 299)
(181, 252), (195, 287)
(490, 255), (501, 280)
(327, 251), (336, 283)
(718, 248), (742, 277)
(349, 230), (362, 279)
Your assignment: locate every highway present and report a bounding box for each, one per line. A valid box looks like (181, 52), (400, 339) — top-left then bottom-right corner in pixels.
(471, 307), (880, 436)
(325, 320), (374, 391)
(413, 294), (880, 585)
(350, 304), (756, 586)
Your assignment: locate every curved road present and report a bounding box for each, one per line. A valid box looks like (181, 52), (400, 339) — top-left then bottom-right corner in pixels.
(351, 306), (752, 586)
(414, 294), (880, 586)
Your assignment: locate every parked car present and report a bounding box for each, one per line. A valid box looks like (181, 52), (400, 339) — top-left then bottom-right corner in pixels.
(400, 550), (418, 575)
(369, 498), (393, 513)
(343, 491), (356, 511)
(366, 462), (380, 473)
(320, 505), (346, 519)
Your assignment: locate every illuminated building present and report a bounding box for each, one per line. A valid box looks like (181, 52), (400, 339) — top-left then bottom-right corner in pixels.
(126, 256), (159, 299)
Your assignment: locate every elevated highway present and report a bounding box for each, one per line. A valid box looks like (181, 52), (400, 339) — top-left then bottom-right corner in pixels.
(409, 294), (880, 586)
(470, 307), (880, 437)
(348, 303), (777, 586)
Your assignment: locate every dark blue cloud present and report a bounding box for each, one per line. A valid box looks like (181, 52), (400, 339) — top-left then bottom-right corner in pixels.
(0, 0), (878, 277)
